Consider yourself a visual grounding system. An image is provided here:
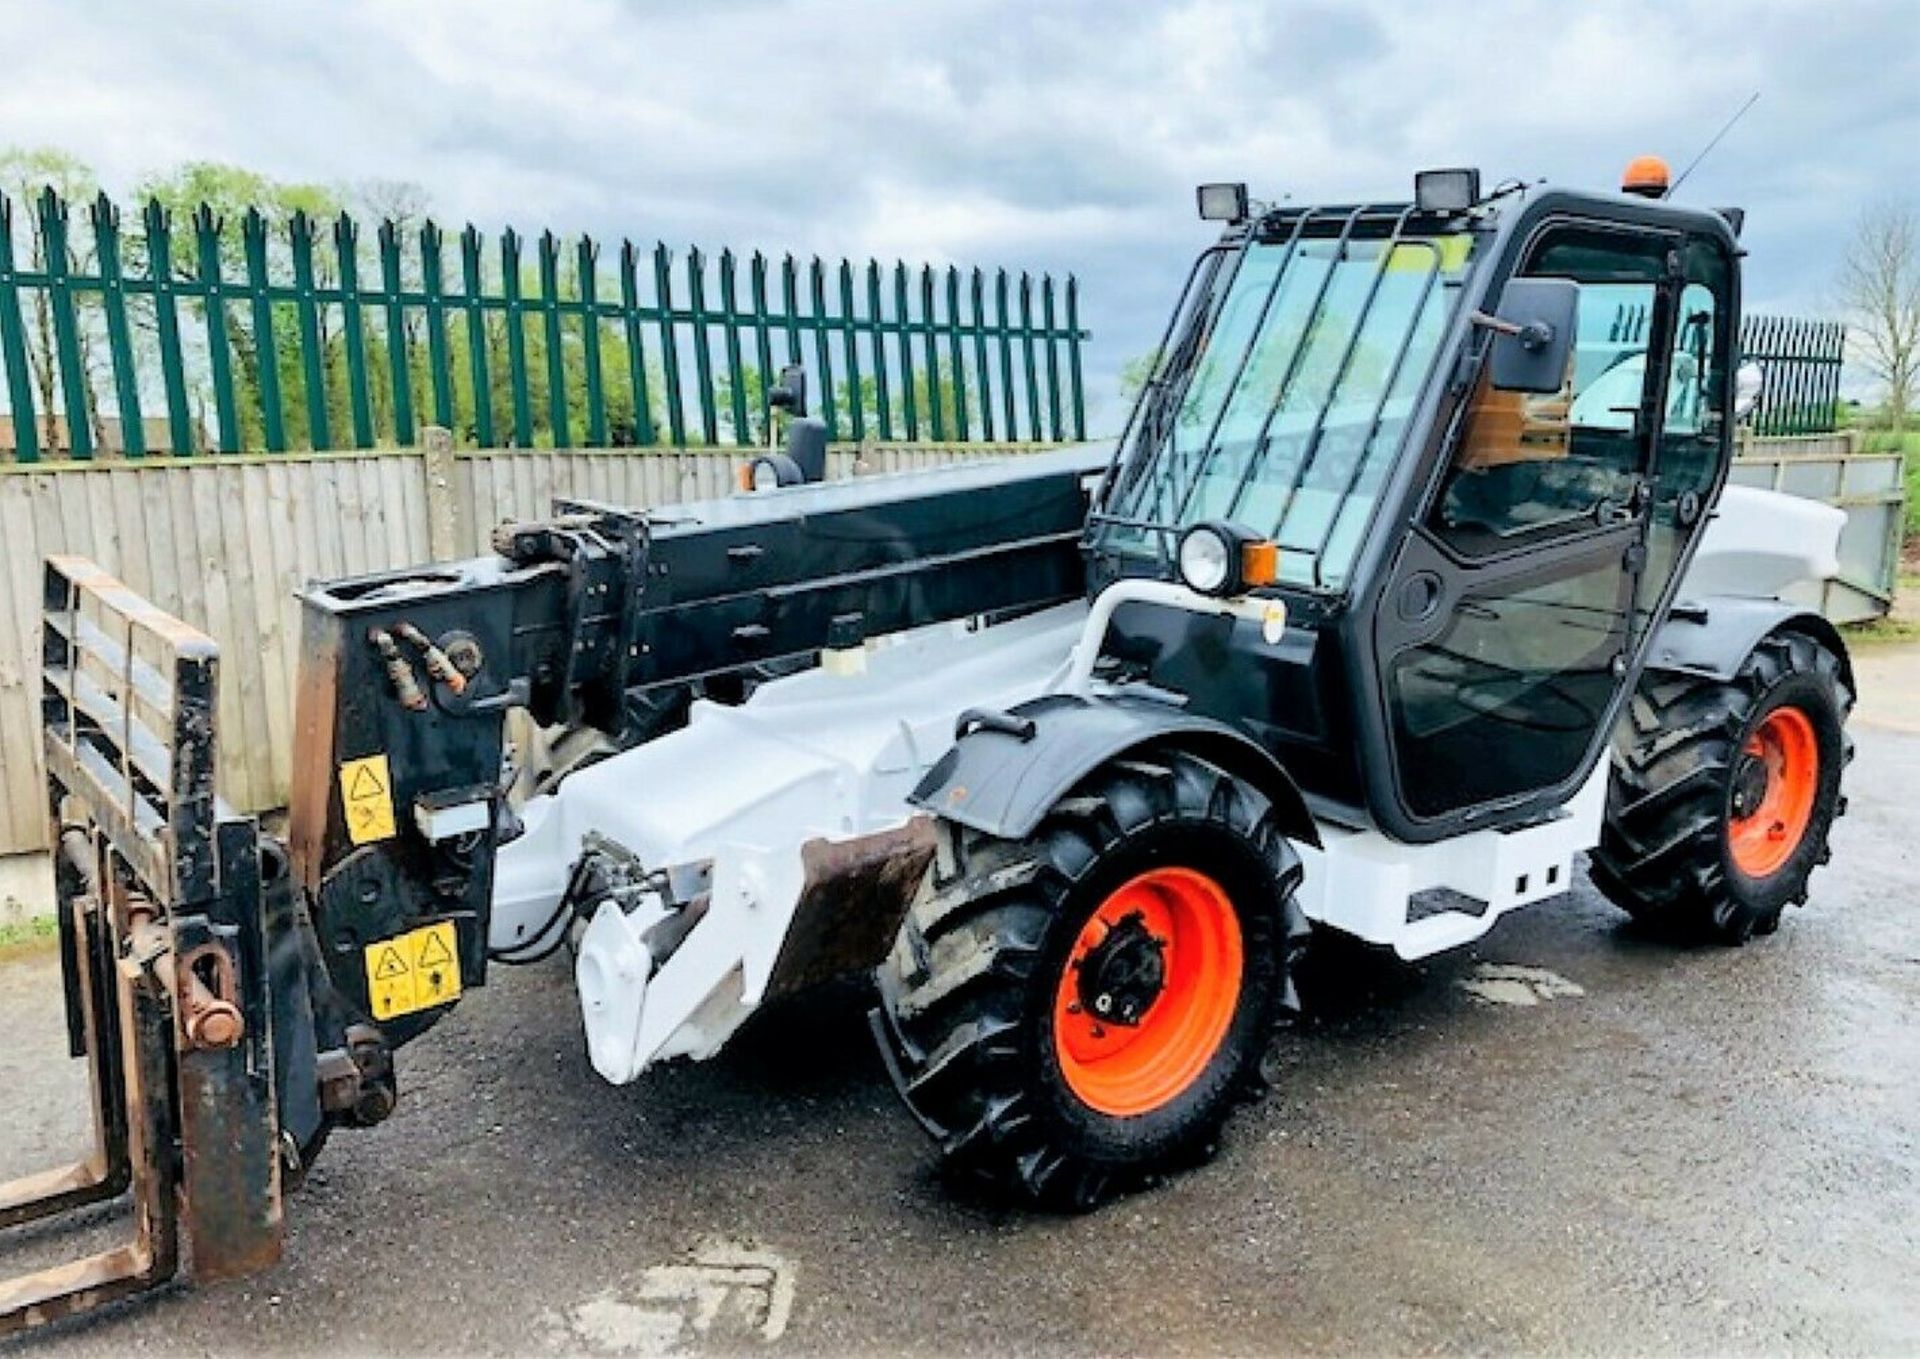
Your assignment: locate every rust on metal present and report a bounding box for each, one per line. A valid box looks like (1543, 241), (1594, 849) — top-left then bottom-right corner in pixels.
(44, 554), (218, 652)
(0, 1244), (163, 1333)
(173, 943), (246, 1050)
(369, 626), (429, 711)
(764, 818), (937, 999)
(124, 909), (251, 1054)
(286, 607), (345, 895)
(395, 621), (468, 695)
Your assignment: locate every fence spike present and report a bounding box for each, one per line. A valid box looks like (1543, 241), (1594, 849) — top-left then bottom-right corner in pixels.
(838, 258), (864, 442)
(868, 259), (892, 440)
(500, 226), (534, 447)
(994, 268), (1016, 439)
(779, 253), (802, 369)
(801, 256), (833, 437)
(945, 265), (968, 442)
(653, 241), (686, 445)
(377, 217), (415, 446)
(719, 249), (751, 444)
(576, 233), (607, 446)
(1066, 274), (1086, 440)
(537, 228), (571, 447)
(919, 264), (943, 440)
(37, 188), (94, 458)
(417, 219), (454, 433)
(969, 266), (993, 443)
(1018, 271), (1040, 441)
(616, 238), (653, 445)
(194, 203), (241, 452)
(0, 193), (40, 461)
(458, 222), (493, 447)
(686, 246), (721, 445)
(1041, 273), (1062, 442)
(287, 207), (333, 450)
(333, 211), (374, 448)
(89, 191), (146, 457)
(894, 260), (918, 440)
(749, 250), (774, 437)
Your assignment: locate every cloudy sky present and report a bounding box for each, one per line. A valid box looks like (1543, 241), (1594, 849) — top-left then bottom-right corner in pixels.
(4, 0), (1913, 425)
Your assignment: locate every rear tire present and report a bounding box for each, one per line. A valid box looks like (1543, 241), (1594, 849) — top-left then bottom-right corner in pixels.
(1590, 630), (1852, 943)
(872, 751), (1307, 1210)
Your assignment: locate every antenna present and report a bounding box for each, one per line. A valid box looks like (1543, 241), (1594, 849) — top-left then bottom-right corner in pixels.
(1668, 92), (1760, 196)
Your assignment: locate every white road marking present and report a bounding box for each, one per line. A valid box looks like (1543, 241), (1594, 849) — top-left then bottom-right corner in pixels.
(1459, 963), (1586, 1007)
(562, 1240), (796, 1354)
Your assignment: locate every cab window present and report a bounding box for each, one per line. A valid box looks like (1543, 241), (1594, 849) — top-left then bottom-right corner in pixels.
(1432, 227), (1670, 554)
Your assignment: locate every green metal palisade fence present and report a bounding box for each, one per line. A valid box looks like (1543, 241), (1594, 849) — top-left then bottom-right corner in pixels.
(0, 187), (1087, 462)
(1737, 314), (1847, 438)
(1606, 301), (1845, 438)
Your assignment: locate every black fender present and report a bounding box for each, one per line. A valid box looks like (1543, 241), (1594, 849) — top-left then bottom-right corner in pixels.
(1647, 596), (1854, 691)
(908, 692), (1321, 848)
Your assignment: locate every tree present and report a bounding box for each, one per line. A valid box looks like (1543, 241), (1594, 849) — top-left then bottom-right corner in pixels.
(1838, 200), (1920, 431)
(1118, 348), (1162, 403)
(134, 163), (344, 449)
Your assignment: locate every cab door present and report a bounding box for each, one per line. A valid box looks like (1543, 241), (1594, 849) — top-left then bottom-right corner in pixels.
(1369, 219), (1704, 835)
(1632, 236), (1737, 637)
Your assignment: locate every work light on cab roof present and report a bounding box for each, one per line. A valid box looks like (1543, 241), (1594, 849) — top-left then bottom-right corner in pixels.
(1196, 182), (1249, 223)
(1413, 167), (1483, 213)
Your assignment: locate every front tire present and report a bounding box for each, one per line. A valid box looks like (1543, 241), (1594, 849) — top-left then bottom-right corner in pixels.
(1590, 630), (1852, 943)
(872, 751), (1307, 1210)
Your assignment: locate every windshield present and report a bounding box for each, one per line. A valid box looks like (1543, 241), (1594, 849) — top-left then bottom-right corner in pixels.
(1098, 224), (1476, 590)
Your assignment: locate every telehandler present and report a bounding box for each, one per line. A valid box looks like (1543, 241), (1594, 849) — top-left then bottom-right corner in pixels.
(1, 160), (1853, 1331)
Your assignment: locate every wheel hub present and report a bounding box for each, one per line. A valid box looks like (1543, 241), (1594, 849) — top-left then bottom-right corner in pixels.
(1073, 911), (1166, 1027)
(1728, 705), (1820, 879)
(1051, 866), (1246, 1118)
(1730, 754), (1770, 819)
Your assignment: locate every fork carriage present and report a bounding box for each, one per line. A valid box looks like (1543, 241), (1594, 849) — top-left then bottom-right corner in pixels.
(2, 559), (278, 1331)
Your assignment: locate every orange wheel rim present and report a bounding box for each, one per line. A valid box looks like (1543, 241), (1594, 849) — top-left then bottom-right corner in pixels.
(1728, 706), (1819, 878)
(1052, 866), (1243, 1117)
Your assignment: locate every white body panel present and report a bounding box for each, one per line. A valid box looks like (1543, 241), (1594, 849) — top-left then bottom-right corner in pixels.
(1683, 484), (1844, 604)
(495, 604), (1088, 1079)
(494, 483), (1841, 1086)
(1296, 764), (1606, 959)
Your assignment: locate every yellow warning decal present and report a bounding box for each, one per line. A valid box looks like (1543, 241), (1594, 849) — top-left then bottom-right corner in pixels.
(363, 920), (463, 1020)
(339, 753), (398, 846)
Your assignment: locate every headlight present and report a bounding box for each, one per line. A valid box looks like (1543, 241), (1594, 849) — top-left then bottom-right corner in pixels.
(1176, 521), (1280, 597)
(1177, 525), (1234, 594)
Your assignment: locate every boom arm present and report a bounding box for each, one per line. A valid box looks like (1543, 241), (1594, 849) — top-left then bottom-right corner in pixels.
(285, 448), (1106, 1058)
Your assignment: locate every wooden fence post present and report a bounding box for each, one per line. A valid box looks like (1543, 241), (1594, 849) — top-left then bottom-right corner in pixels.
(421, 426), (464, 560)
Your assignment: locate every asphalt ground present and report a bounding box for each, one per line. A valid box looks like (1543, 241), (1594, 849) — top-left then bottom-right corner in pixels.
(2, 653), (1916, 1357)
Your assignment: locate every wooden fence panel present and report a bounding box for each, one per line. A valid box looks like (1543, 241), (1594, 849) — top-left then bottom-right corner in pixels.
(0, 453), (433, 852)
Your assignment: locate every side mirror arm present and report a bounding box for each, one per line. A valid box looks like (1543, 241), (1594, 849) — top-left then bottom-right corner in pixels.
(1470, 310), (1555, 353)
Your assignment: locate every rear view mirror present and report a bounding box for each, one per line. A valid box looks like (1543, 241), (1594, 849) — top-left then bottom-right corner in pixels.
(1476, 278), (1579, 394)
